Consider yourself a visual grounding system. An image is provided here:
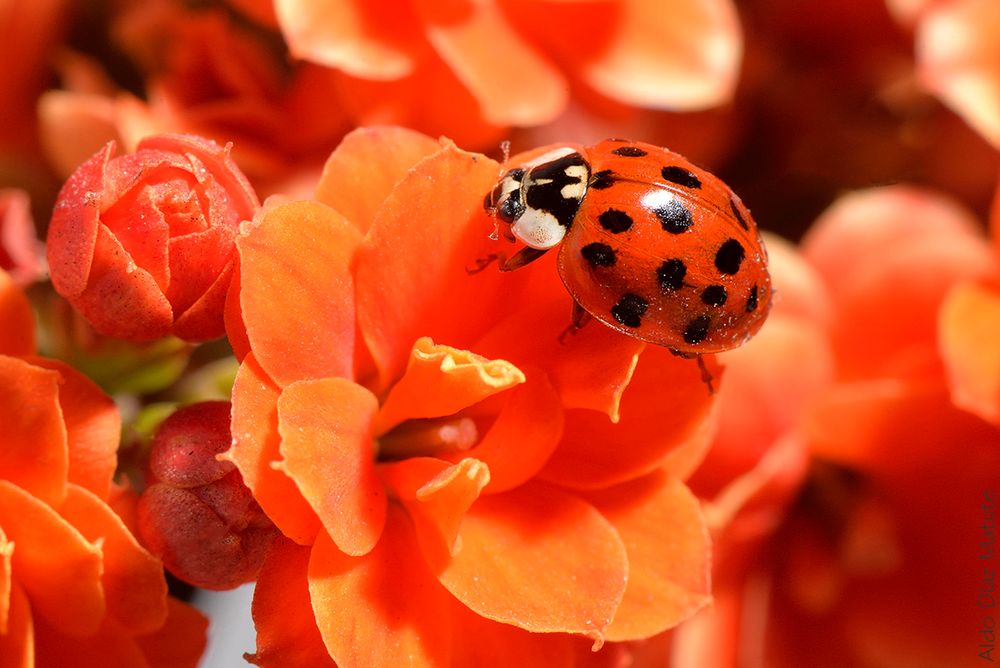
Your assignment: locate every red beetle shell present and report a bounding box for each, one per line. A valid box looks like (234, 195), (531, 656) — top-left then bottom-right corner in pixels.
(556, 140), (771, 354)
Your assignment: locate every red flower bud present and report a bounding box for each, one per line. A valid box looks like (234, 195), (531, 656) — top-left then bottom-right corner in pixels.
(137, 401), (277, 590)
(47, 134), (260, 341)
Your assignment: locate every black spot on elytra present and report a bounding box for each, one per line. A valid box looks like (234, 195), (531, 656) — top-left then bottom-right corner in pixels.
(598, 208), (633, 233)
(701, 285), (727, 307)
(611, 293), (648, 328)
(581, 242), (616, 268)
(715, 238), (745, 275)
(524, 154), (588, 228)
(590, 170), (616, 190)
(657, 259), (686, 292)
(653, 198), (693, 234)
(730, 198), (749, 230)
(746, 285), (759, 312)
(683, 314), (711, 345)
(661, 165), (702, 189)
(612, 146), (648, 157)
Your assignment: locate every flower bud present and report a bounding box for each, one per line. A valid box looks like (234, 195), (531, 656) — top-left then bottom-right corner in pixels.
(137, 401), (276, 590)
(47, 134), (260, 341)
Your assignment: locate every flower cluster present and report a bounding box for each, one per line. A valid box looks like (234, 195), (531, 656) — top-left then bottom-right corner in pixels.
(3, 0), (1000, 666)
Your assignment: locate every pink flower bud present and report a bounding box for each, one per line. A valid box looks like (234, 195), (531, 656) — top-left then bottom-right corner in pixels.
(138, 401), (277, 590)
(47, 134), (260, 341)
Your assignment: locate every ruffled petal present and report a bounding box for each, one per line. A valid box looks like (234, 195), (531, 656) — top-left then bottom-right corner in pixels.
(308, 506), (452, 667)
(578, 0), (742, 110)
(275, 0), (420, 78)
(33, 617), (147, 668)
(585, 470), (711, 641)
(431, 482), (627, 646)
(540, 345), (716, 490)
(917, 0), (1000, 147)
(0, 527), (10, 634)
(379, 456), (490, 556)
(56, 484), (168, 634)
(374, 337), (524, 434)
(25, 357), (119, 501)
(236, 200), (362, 386)
(227, 354), (320, 545)
(278, 378), (385, 556)
(474, 284), (645, 422)
(0, 269), (34, 356)
(0, 480), (104, 637)
(416, 0), (566, 125)
(939, 280), (1000, 425)
(0, 356), (68, 506)
(249, 538), (335, 668)
(314, 126), (440, 234)
(355, 141), (522, 389)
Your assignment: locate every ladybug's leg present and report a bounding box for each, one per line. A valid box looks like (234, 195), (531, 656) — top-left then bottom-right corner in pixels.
(668, 349), (716, 395)
(558, 301), (593, 344)
(468, 246), (548, 275)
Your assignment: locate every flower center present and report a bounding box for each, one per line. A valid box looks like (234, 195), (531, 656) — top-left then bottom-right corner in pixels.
(378, 416), (479, 461)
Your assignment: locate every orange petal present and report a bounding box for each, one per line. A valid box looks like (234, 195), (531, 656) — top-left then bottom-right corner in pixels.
(450, 601), (575, 668)
(939, 280), (1000, 425)
(275, 0), (419, 78)
(802, 186), (994, 380)
(249, 538), (335, 668)
(236, 200), (362, 386)
(431, 482), (627, 646)
(0, 580), (31, 668)
(315, 126), (441, 234)
(0, 356), (68, 506)
(0, 269), (34, 356)
(578, 0), (742, 110)
(473, 283), (645, 422)
(415, 0), (566, 125)
(441, 367), (563, 494)
(308, 506), (452, 667)
(354, 140), (519, 389)
(34, 617), (147, 668)
(760, 232), (834, 327)
(585, 470), (711, 641)
(0, 526), (10, 634)
(227, 354), (320, 545)
(0, 480), (104, 636)
(56, 484), (168, 635)
(38, 91), (120, 180)
(25, 357), (119, 501)
(379, 456), (490, 556)
(134, 597), (209, 668)
(694, 315), (834, 495)
(917, 0), (1000, 148)
(278, 378), (386, 556)
(374, 337), (525, 434)
(540, 345), (716, 490)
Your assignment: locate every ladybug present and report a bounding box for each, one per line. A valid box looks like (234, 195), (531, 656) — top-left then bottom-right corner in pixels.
(482, 139), (772, 362)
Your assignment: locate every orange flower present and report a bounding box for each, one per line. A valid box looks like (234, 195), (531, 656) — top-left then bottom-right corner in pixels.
(47, 134), (260, 342)
(912, 0), (1000, 148)
(670, 185), (1000, 667)
(0, 267), (207, 667)
(273, 0), (743, 145)
(39, 1), (350, 193)
(227, 126), (716, 666)
(137, 401), (279, 590)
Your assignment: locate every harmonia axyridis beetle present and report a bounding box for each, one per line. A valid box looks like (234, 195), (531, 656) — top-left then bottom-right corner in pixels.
(482, 139), (772, 371)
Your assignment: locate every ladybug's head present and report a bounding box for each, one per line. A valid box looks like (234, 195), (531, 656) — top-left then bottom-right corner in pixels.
(483, 147), (590, 250)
